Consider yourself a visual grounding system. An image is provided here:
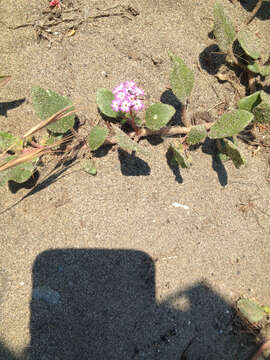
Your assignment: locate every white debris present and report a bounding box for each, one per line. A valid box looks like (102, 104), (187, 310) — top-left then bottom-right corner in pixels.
(172, 202), (189, 210)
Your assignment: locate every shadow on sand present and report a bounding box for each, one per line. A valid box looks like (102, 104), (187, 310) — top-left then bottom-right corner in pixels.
(0, 248), (257, 359)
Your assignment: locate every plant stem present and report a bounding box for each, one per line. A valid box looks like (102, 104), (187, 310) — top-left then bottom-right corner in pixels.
(181, 102), (191, 127)
(128, 109), (139, 134)
(246, 0), (263, 25)
(105, 122), (213, 145)
(251, 340), (270, 360)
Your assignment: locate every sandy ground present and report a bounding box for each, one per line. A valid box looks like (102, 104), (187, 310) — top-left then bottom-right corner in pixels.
(0, 0), (270, 359)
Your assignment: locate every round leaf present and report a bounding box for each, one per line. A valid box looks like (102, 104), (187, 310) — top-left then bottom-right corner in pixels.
(81, 159), (97, 175)
(32, 87), (75, 134)
(96, 88), (119, 118)
(237, 31), (261, 60)
(237, 299), (265, 324)
(187, 125), (207, 145)
(88, 126), (109, 151)
(208, 110), (254, 139)
(0, 132), (19, 151)
(145, 103), (175, 130)
(8, 161), (35, 183)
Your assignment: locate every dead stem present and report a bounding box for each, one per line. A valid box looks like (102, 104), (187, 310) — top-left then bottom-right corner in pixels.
(246, 0), (263, 25)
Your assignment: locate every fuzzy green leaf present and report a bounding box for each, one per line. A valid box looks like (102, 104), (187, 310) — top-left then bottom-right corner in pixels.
(216, 151), (230, 163)
(96, 88), (119, 118)
(209, 110), (254, 139)
(32, 87), (75, 134)
(8, 161), (35, 183)
(253, 91), (270, 123)
(113, 125), (149, 156)
(0, 75), (11, 89)
(213, 2), (236, 53)
(187, 125), (207, 145)
(0, 132), (19, 151)
(247, 62), (260, 74)
(238, 91), (261, 112)
(259, 64), (270, 77)
(145, 103), (175, 130)
(0, 155), (16, 186)
(248, 63), (270, 77)
(169, 52), (194, 104)
(0, 157), (35, 185)
(171, 144), (192, 168)
(88, 126), (109, 151)
(237, 299), (265, 324)
(44, 134), (63, 149)
(223, 138), (246, 168)
(81, 159), (97, 175)
(237, 31), (261, 60)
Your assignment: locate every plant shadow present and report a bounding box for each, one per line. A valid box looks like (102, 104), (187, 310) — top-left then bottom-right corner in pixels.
(160, 90), (183, 126)
(199, 44), (227, 75)
(0, 98), (25, 117)
(118, 149), (151, 176)
(202, 138), (228, 187)
(239, 0), (270, 21)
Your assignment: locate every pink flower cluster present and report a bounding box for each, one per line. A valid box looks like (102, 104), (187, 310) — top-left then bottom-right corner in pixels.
(49, 0), (61, 8)
(111, 81), (144, 113)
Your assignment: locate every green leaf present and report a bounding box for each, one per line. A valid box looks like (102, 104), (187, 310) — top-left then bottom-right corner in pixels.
(145, 103), (175, 130)
(238, 91), (261, 112)
(96, 88), (119, 118)
(248, 63), (270, 77)
(169, 52), (194, 104)
(213, 2), (236, 53)
(170, 144), (192, 168)
(8, 161), (35, 183)
(258, 64), (270, 77)
(247, 62), (260, 74)
(237, 31), (261, 60)
(237, 298), (265, 324)
(187, 125), (207, 145)
(208, 110), (254, 139)
(253, 91), (270, 123)
(0, 75), (11, 89)
(216, 151), (230, 163)
(0, 155), (16, 186)
(0, 132), (19, 151)
(113, 125), (149, 156)
(88, 126), (109, 151)
(32, 87), (75, 134)
(223, 138), (246, 168)
(44, 133), (63, 148)
(81, 159), (97, 175)
(262, 306), (270, 314)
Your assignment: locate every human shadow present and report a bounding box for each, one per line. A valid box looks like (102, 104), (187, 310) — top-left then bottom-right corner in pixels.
(0, 98), (25, 117)
(17, 248), (257, 359)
